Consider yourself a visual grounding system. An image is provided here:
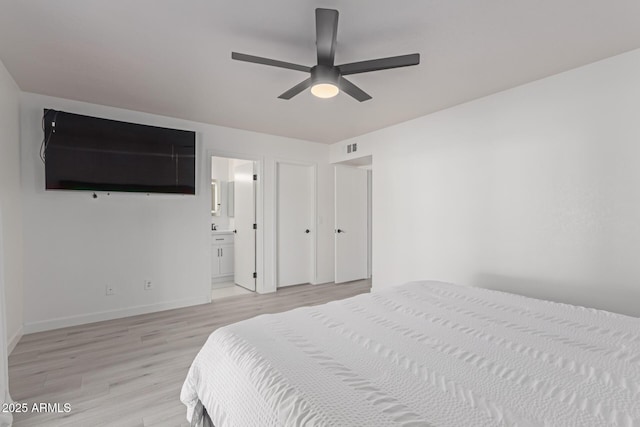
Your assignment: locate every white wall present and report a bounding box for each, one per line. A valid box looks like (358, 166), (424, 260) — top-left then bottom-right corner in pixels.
(0, 59), (23, 352)
(0, 211), (13, 427)
(21, 93), (334, 333)
(0, 58), (20, 427)
(336, 48), (640, 317)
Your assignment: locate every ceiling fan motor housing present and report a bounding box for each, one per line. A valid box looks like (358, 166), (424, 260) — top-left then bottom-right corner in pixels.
(311, 65), (341, 86)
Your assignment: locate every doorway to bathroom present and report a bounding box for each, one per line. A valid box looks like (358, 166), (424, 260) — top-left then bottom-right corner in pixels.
(210, 155), (259, 298)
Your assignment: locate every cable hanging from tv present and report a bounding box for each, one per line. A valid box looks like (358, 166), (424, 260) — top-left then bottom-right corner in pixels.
(40, 109), (58, 164)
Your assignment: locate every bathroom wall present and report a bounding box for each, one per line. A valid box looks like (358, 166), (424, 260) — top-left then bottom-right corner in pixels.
(210, 156), (233, 231)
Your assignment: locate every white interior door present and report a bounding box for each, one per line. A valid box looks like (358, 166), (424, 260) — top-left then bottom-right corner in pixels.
(234, 162), (256, 291)
(335, 165), (368, 283)
(277, 163), (313, 287)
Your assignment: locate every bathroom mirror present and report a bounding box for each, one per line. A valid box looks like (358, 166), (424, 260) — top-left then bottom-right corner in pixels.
(211, 179), (220, 216)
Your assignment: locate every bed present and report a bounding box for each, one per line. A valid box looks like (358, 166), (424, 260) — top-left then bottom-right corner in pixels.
(181, 281), (640, 426)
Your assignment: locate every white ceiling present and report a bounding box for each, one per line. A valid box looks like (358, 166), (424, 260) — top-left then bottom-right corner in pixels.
(1, 1), (640, 144)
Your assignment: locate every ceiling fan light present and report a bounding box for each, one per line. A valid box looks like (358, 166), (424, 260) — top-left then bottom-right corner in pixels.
(311, 83), (339, 99)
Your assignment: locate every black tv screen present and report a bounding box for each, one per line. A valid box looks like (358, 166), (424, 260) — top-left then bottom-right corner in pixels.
(43, 109), (196, 194)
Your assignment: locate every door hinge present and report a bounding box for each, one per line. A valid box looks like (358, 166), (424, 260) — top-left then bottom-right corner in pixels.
(253, 272), (257, 279)
(253, 174), (257, 181)
(253, 223), (257, 230)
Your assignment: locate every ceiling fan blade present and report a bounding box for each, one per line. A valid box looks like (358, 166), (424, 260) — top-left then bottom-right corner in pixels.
(338, 53), (420, 75)
(278, 78), (313, 100)
(316, 8), (339, 66)
(339, 77), (372, 102)
(232, 52), (311, 73)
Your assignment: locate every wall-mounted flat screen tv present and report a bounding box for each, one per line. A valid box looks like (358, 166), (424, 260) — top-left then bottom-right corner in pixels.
(43, 109), (196, 194)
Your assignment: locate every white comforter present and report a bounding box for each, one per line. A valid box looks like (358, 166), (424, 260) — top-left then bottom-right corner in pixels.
(181, 281), (640, 426)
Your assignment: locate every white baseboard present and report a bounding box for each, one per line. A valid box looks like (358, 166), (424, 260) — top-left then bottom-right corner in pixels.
(23, 296), (210, 334)
(0, 409), (12, 427)
(7, 327), (22, 355)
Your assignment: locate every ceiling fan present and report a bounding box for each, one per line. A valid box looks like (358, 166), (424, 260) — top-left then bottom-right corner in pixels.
(231, 8), (420, 102)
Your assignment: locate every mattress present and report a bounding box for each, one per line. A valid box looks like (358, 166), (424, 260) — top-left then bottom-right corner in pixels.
(181, 281), (640, 426)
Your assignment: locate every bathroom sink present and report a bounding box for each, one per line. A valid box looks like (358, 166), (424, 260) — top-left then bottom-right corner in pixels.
(212, 229), (234, 235)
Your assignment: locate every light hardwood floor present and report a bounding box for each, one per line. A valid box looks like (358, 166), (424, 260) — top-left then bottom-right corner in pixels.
(9, 280), (371, 426)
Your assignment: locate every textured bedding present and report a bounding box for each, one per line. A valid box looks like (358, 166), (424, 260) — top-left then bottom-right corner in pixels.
(181, 281), (640, 426)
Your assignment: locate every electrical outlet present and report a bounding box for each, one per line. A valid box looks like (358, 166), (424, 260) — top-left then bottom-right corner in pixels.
(144, 279), (153, 290)
(105, 285), (115, 296)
